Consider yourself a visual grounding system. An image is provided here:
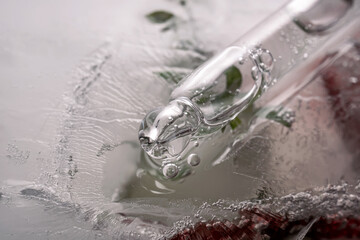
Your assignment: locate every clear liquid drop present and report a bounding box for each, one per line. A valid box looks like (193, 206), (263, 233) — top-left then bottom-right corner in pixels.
(187, 153), (201, 166)
(162, 163), (179, 179)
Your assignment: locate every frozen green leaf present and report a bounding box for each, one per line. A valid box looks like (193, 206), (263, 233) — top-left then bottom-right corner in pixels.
(146, 11), (174, 23)
(225, 66), (242, 93)
(180, 0), (186, 6)
(196, 95), (210, 105)
(229, 117), (242, 130)
(266, 110), (293, 128)
(155, 71), (185, 84)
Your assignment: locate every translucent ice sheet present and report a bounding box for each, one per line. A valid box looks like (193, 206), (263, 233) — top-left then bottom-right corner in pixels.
(1, 0), (360, 239)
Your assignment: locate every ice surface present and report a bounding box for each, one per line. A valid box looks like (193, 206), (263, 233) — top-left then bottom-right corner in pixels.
(1, 0), (360, 239)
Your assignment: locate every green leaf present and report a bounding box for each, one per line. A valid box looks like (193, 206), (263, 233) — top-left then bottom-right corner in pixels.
(155, 71), (185, 84)
(214, 66), (243, 133)
(265, 110), (293, 128)
(146, 11), (174, 24)
(212, 66), (242, 102)
(161, 23), (175, 32)
(225, 66), (242, 93)
(196, 95), (210, 105)
(229, 117), (242, 130)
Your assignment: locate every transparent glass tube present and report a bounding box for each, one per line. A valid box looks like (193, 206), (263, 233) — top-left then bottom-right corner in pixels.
(139, 0), (360, 178)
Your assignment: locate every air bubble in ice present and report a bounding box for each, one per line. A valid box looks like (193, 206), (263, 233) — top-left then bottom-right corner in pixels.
(162, 163), (179, 179)
(282, 110), (295, 125)
(187, 153), (200, 166)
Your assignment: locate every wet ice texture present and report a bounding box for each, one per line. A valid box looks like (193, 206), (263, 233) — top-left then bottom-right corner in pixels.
(166, 182), (360, 239)
(230, 43), (360, 195)
(33, 1), (289, 238)
(2, 0), (360, 239)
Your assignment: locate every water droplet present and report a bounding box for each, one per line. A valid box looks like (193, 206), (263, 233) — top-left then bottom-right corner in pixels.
(194, 141), (199, 147)
(303, 53), (308, 59)
(162, 163), (179, 179)
(238, 57), (245, 65)
(349, 77), (358, 84)
(187, 153), (200, 166)
(168, 116), (173, 121)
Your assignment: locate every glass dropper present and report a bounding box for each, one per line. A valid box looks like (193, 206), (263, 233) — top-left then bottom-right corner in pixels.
(138, 0), (360, 179)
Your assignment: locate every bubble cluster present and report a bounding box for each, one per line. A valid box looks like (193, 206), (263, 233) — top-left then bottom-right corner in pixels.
(281, 110), (295, 125)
